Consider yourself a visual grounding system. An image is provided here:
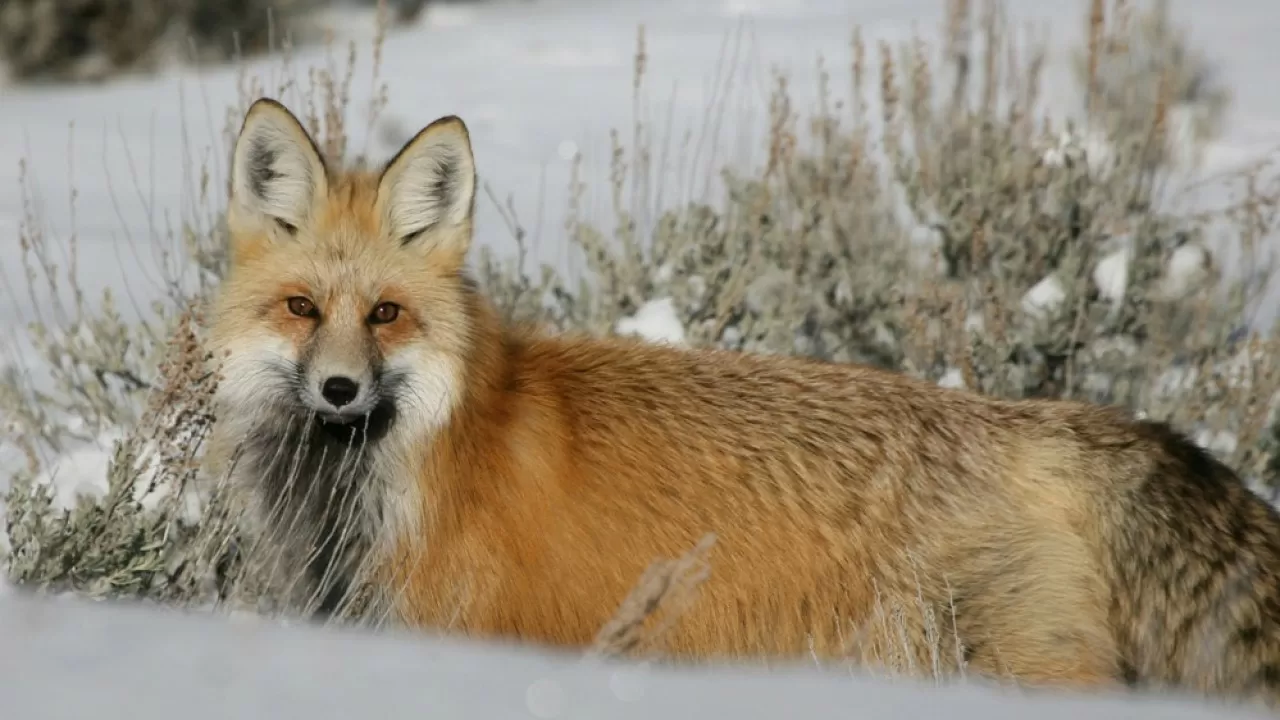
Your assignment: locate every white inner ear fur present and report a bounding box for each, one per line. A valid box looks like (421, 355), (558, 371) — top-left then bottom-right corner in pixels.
(230, 103), (327, 230)
(379, 122), (476, 245)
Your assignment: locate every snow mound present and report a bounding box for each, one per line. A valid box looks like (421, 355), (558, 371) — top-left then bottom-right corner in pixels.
(0, 592), (1269, 720)
(616, 298), (688, 347)
(29, 430), (202, 521)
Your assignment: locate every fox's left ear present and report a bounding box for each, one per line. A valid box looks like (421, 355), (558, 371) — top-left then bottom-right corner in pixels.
(376, 115), (477, 257)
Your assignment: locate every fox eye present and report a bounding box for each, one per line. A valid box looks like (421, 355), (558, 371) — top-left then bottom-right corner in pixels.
(287, 296), (317, 318)
(369, 302), (400, 325)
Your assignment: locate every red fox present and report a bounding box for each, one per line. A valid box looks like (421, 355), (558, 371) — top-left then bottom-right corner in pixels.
(208, 97), (1280, 706)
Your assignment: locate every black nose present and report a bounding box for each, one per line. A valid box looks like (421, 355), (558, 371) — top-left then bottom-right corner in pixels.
(321, 376), (360, 408)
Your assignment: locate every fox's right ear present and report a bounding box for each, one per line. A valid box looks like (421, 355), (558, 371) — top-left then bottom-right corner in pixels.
(229, 98), (328, 238)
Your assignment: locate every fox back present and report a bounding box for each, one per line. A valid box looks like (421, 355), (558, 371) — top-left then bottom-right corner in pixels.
(209, 98), (1280, 709)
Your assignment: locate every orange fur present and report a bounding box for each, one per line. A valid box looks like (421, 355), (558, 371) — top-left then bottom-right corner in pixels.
(209, 98), (1280, 707)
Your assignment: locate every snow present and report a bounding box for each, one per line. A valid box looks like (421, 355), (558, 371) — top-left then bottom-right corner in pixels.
(1154, 365), (1201, 402)
(1093, 246), (1131, 305)
(1022, 274), (1066, 318)
(22, 429), (196, 516)
(937, 367), (966, 389)
(1041, 126), (1117, 176)
(1159, 243), (1213, 301)
(615, 297), (688, 347)
(963, 311), (985, 335)
(35, 433), (118, 511)
(0, 591), (1273, 720)
(1031, 233), (1217, 317)
(1194, 427), (1241, 459)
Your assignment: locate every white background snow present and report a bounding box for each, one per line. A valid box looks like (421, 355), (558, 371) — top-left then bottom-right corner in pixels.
(0, 0), (1278, 710)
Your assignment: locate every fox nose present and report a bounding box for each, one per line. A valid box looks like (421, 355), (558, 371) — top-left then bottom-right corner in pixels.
(321, 376), (360, 408)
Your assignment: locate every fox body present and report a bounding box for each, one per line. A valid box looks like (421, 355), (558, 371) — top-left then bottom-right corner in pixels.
(208, 98), (1280, 705)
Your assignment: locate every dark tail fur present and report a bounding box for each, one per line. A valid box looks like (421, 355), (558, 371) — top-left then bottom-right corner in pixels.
(1105, 420), (1280, 706)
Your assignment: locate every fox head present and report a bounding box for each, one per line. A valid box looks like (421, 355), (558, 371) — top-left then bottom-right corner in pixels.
(209, 98), (478, 445)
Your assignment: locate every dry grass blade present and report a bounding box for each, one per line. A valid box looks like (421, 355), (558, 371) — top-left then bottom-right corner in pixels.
(590, 533), (718, 660)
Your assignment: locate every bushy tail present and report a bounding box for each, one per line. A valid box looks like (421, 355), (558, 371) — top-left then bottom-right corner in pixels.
(1105, 420), (1280, 707)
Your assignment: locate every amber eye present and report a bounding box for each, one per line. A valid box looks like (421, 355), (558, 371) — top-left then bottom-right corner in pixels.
(369, 302), (400, 325)
(287, 296), (317, 318)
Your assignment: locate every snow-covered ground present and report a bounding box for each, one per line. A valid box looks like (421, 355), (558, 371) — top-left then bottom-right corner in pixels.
(0, 590), (1273, 719)
(0, 0), (1279, 689)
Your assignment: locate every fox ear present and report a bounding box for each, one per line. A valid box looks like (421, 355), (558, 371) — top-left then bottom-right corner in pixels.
(229, 98), (328, 238)
(377, 115), (476, 256)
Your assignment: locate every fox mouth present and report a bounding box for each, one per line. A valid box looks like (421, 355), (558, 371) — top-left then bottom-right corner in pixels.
(311, 400), (397, 445)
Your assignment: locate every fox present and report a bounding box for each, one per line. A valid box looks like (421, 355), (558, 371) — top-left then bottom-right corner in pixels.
(206, 96), (1280, 707)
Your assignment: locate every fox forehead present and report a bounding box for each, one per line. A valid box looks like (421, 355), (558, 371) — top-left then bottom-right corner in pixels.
(247, 237), (416, 302)
(313, 171), (384, 238)
(239, 172), (430, 293)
